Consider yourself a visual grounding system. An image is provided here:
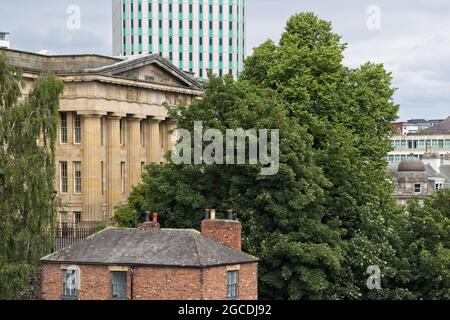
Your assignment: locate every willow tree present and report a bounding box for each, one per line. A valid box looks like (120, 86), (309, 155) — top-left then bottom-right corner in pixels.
(0, 54), (64, 299)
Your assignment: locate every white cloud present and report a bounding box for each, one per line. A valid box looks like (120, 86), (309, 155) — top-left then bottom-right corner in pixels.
(0, 0), (448, 120)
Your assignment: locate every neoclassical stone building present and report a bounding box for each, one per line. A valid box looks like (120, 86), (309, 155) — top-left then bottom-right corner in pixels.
(1, 48), (203, 226)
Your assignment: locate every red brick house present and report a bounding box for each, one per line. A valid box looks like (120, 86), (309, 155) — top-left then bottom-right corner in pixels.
(40, 213), (258, 300)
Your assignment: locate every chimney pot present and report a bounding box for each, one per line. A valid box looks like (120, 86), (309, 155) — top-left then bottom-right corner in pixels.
(204, 209), (210, 220)
(210, 209), (216, 220)
(227, 209), (234, 220)
(138, 211), (160, 230)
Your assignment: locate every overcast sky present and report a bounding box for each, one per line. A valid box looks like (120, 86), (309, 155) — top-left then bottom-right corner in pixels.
(1, 0), (449, 121)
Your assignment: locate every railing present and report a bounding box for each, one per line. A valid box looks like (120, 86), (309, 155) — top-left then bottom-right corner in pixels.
(54, 226), (97, 252)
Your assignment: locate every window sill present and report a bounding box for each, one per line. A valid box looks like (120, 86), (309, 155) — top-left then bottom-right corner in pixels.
(61, 296), (78, 300)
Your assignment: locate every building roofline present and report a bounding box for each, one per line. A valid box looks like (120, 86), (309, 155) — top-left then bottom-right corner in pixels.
(39, 259), (258, 269)
(40, 227), (259, 267)
(0, 47), (122, 61)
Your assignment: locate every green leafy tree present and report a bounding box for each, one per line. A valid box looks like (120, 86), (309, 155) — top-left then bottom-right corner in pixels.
(394, 192), (450, 299)
(123, 74), (345, 299)
(121, 13), (448, 299)
(242, 12), (401, 299)
(0, 54), (64, 299)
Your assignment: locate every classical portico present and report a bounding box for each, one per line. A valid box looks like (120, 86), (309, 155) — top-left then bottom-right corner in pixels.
(0, 48), (203, 226)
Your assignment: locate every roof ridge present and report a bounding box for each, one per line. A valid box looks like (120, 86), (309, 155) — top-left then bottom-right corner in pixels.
(192, 232), (204, 267)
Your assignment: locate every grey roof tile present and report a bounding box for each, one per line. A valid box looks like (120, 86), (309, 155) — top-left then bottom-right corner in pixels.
(41, 228), (258, 267)
(414, 117), (450, 135)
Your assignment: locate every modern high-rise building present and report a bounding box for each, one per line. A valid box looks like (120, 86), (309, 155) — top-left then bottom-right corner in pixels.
(0, 32), (10, 49)
(112, 0), (246, 79)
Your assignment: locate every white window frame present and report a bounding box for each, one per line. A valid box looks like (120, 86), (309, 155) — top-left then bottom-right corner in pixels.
(60, 112), (68, 144)
(60, 161), (68, 194)
(414, 184), (421, 194)
(74, 114), (81, 144)
(74, 162), (82, 194)
(227, 270), (239, 300)
(62, 269), (78, 298)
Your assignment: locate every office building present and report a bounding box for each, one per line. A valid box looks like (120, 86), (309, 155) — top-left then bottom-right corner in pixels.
(112, 0), (246, 79)
(0, 32), (10, 49)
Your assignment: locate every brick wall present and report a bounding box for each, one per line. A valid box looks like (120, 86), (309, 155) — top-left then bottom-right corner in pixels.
(41, 264), (114, 300)
(201, 220), (242, 250)
(202, 263), (258, 300)
(133, 267), (202, 300)
(41, 262), (258, 300)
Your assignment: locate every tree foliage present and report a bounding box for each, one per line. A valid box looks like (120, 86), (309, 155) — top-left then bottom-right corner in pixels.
(0, 54), (64, 299)
(118, 13), (449, 299)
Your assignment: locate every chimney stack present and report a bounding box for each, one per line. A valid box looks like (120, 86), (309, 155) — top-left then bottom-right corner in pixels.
(138, 211), (160, 230)
(201, 209), (242, 250)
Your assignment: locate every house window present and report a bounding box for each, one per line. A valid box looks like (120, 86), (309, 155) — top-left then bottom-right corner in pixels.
(60, 162), (68, 193)
(62, 269), (78, 298)
(74, 162), (82, 194)
(60, 112), (67, 144)
(111, 271), (127, 300)
(74, 114), (81, 144)
(227, 271), (238, 300)
(415, 184), (421, 194)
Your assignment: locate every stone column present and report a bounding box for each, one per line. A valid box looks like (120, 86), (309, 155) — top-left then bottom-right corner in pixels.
(81, 113), (103, 222)
(106, 114), (123, 219)
(128, 116), (144, 189)
(146, 118), (162, 164)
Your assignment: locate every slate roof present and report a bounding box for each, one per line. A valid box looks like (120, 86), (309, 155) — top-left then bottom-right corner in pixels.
(41, 228), (258, 268)
(413, 117), (450, 135)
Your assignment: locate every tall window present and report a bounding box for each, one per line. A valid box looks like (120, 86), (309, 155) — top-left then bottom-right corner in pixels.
(74, 114), (81, 144)
(75, 212), (81, 224)
(121, 162), (126, 194)
(74, 162), (82, 194)
(62, 269), (78, 298)
(60, 162), (68, 193)
(227, 271), (238, 300)
(60, 112), (67, 144)
(111, 271), (127, 300)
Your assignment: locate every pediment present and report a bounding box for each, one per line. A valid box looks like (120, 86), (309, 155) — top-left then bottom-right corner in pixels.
(87, 54), (201, 89)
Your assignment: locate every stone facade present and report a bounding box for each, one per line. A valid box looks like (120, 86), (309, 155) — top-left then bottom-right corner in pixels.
(0, 48), (203, 225)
